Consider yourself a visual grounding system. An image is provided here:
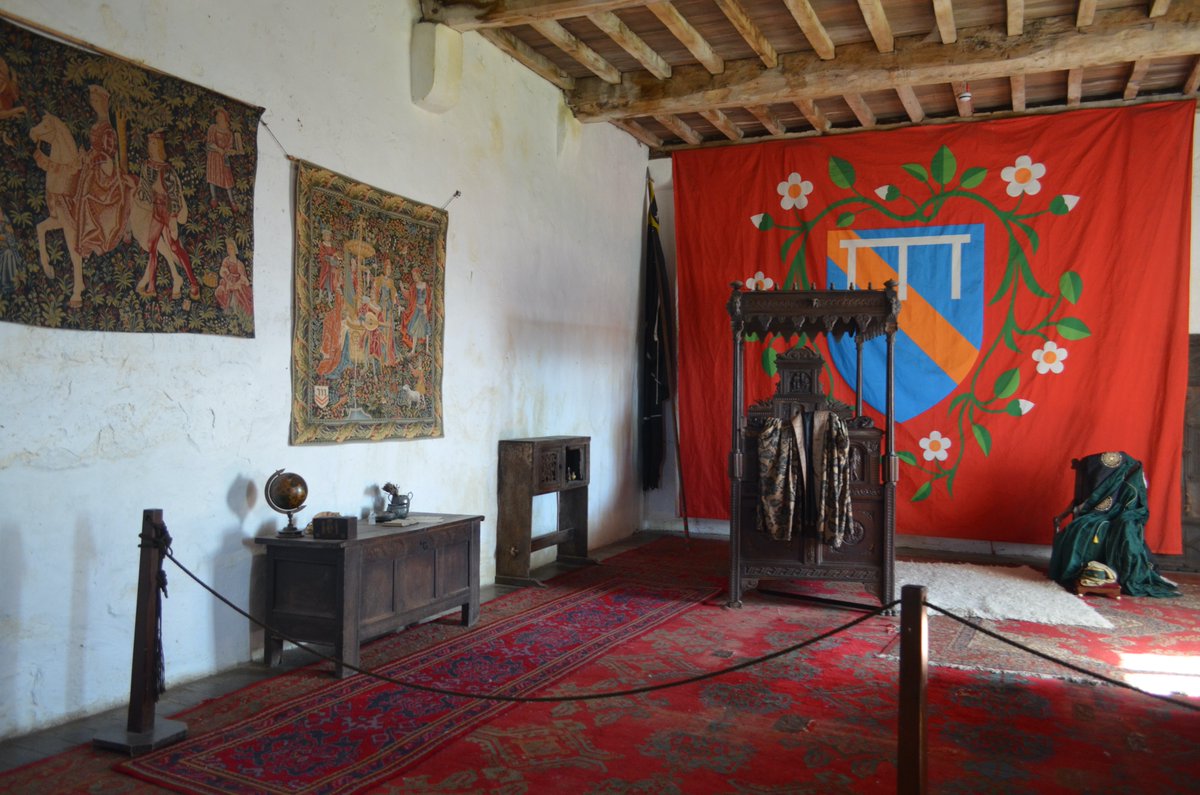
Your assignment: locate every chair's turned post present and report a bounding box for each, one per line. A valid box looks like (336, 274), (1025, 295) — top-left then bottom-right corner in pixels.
(727, 286), (746, 608)
(854, 333), (864, 417)
(93, 509), (188, 755)
(898, 584), (928, 795)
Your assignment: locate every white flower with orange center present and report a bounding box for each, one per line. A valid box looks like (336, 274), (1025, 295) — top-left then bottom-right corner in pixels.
(1032, 340), (1069, 374)
(1001, 155), (1047, 197)
(746, 271), (775, 291)
(919, 431), (951, 462)
(777, 172), (814, 210)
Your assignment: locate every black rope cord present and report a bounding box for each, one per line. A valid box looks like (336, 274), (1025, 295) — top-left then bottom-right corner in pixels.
(165, 550), (892, 702)
(926, 601), (1200, 713)
(139, 524), (173, 699)
(164, 551), (1199, 711)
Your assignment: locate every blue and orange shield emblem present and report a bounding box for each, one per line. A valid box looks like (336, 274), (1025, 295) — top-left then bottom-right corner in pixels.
(824, 224), (984, 421)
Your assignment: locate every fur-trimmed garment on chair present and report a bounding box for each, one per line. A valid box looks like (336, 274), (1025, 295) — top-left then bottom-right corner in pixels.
(757, 411), (852, 547)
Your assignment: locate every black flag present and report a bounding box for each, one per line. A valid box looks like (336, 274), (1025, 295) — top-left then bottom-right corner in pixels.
(640, 181), (672, 490)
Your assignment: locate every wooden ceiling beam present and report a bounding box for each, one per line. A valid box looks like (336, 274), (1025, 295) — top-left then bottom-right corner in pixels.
(1185, 55), (1200, 94)
(794, 98), (831, 132)
(611, 118), (663, 147)
(932, 0), (957, 44)
(855, 0), (894, 53)
(654, 113), (704, 144)
(1150, 0), (1173, 17)
(480, 28), (576, 89)
(646, 1), (724, 74)
(844, 93), (876, 127)
(1077, 0), (1098, 27)
(713, 0), (779, 68)
(567, 6), (1200, 121)
(1123, 58), (1151, 99)
(747, 104), (789, 135)
(587, 10), (672, 79)
(895, 84), (924, 122)
(532, 19), (621, 83)
(699, 108), (745, 140)
(1066, 67), (1084, 105)
(782, 0), (836, 60)
(1010, 73), (1026, 110)
(422, 0), (649, 31)
(951, 81), (974, 116)
(1006, 0), (1024, 36)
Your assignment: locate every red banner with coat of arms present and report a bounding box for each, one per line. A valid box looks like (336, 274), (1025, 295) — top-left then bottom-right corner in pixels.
(673, 102), (1193, 553)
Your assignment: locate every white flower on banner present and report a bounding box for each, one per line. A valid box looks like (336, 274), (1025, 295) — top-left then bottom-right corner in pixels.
(777, 172), (814, 210)
(1032, 341), (1069, 374)
(919, 431), (952, 462)
(745, 271), (775, 291)
(1001, 155), (1047, 197)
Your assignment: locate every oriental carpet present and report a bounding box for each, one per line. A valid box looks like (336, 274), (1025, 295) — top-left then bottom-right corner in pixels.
(878, 571), (1200, 687)
(116, 560), (718, 794)
(1, 537), (1197, 794)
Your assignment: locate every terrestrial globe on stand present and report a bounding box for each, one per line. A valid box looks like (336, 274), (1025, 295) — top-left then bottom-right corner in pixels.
(265, 469), (308, 537)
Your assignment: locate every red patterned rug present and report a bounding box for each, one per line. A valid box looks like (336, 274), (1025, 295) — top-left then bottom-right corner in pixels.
(877, 572), (1200, 690)
(114, 571), (717, 794)
(362, 565), (1199, 794)
(3, 537), (1198, 794)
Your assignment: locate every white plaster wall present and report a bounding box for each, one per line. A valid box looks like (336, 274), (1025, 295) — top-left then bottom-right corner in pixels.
(0, 0), (648, 738)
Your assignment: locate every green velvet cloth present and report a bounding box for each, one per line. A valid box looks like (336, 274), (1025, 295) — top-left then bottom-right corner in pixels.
(1049, 453), (1179, 598)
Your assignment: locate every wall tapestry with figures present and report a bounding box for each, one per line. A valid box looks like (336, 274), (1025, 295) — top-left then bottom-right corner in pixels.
(291, 161), (446, 444)
(673, 101), (1193, 553)
(0, 18), (261, 335)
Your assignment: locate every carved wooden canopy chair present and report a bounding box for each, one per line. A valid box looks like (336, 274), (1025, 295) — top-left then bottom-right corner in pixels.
(726, 282), (901, 609)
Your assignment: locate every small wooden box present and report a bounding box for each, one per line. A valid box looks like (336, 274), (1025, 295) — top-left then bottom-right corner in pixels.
(313, 515), (358, 540)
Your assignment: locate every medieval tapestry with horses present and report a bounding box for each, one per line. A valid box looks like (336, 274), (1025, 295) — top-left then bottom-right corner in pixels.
(0, 18), (262, 335)
(290, 161), (446, 444)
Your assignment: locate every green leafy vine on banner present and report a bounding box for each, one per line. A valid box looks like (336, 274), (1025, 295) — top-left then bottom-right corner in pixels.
(750, 145), (1089, 501)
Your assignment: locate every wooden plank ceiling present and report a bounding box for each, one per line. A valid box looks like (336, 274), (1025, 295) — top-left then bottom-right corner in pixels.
(420, 0), (1200, 156)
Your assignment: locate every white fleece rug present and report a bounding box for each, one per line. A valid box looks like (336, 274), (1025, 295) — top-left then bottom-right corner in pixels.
(895, 561), (1114, 629)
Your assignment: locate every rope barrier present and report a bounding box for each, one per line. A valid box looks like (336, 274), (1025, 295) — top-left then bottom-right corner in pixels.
(138, 520), (173, 699)
(164, 550), (1198, 711)
(165, 550), (893, 703)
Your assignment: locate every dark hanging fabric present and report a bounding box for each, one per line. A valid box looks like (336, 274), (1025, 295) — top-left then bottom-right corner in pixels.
(639, 181), (672, 490)
(1049, 452), (1179, 598)
(757, 415), (805, 540)
(758, 410), (854, 543)
(819, 413), (853, 548)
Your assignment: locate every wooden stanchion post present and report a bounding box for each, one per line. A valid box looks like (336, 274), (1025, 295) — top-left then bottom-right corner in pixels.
(898, 583), (928, 795)
(94, 509), (188, 755)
